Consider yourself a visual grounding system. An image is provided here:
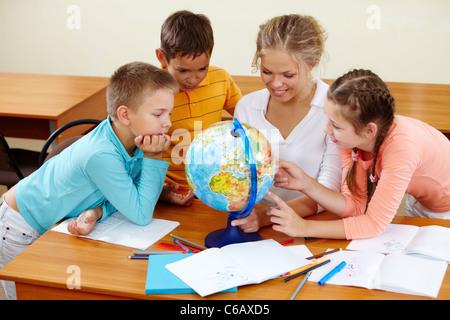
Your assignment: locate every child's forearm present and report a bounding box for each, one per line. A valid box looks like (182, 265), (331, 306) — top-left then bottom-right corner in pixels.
(302, 175), (346, 214)
(93, 206), (103, 220)
(286, 195), (319, 217)
(303, 218), (347, 239)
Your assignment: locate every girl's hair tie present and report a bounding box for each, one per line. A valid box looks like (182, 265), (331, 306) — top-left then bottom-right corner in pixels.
(369, 173), (378, 183)
(352, 148), (359, 162)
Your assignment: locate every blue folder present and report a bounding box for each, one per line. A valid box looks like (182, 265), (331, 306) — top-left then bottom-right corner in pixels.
(145, 253), (237, 294)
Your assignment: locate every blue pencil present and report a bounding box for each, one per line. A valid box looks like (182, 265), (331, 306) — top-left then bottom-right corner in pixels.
(289, 271), (311, 300)
(174, 238), (193, 253)
(318, 261), (346, 286)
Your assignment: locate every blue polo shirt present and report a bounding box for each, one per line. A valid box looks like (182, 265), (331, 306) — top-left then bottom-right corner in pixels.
(16, 117), (169, 234)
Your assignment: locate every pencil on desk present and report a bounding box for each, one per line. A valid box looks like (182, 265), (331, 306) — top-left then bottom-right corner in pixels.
(170, 234), (207, 250)
(157, 242), (188, 251)
(133, 250), (184, 256)
(289, 272), (311, 300)
(173, 238), (193, 253)
(128, 256), (149, 260)
(282, 256), (329, 277)
(284, 259), (331, 282)
(176, 239), (205, 252)
(279, 239), (294, 245)
(305, 248), (341, 260)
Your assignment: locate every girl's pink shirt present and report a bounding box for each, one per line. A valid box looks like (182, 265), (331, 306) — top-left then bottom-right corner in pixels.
(339, 115), (450, 240)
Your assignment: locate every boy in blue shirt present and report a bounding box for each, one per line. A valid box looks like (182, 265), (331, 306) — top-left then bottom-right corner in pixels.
(0, 61), (177, 299)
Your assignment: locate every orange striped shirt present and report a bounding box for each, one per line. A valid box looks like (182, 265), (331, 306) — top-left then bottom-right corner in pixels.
(163, 66), (242, 189)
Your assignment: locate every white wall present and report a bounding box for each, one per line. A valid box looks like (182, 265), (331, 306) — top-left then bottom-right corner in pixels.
(1, 0), (449, 84)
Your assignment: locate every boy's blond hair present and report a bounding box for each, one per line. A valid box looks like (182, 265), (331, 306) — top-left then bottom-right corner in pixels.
(106, 61), (178, 120)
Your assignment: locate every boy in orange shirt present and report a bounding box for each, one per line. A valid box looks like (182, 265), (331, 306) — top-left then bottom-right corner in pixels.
(155, 10), (242, 205)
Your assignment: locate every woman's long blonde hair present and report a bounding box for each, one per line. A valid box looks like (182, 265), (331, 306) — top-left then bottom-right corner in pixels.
(252, 14), (327, 72)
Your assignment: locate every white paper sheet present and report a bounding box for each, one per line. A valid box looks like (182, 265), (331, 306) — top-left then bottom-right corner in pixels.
(52, 211), (180, 250)
(347, 224), (450, 262)
(166, 239), (309, 296)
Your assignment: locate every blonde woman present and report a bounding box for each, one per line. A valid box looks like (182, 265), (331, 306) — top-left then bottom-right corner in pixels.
(233, 15), (342, 232)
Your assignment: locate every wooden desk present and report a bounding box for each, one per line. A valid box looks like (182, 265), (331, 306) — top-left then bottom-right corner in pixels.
(232, 76), (450, 135)
(0, 73), (109, 141)
(1, 199), (450, 300)
(387, 82), (450, 135)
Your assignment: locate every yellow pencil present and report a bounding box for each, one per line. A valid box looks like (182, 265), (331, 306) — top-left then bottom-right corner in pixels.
(282, 256), (329, 277)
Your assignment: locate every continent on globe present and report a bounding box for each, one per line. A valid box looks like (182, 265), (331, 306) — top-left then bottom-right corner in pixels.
(209, 172), (250, 211)
(185, 120), (276, 218)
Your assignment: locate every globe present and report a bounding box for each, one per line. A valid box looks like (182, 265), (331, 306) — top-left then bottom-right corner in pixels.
(185, 118), (276, 247)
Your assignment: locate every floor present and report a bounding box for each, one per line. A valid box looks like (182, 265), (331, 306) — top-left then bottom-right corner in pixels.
(0, 137), (407, 300)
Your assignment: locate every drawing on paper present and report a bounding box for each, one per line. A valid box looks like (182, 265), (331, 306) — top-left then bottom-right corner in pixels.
(129, 225), (158, 239)
(205, 266), (248, 288)
(343, 259), (361, 278)
(383, 239), (407, 252)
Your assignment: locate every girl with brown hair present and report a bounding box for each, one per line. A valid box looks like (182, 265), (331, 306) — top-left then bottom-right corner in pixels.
(268, 69), (450, 240)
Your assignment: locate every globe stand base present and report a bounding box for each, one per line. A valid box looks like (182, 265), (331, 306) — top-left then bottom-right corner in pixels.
(205, 217), (261, 248)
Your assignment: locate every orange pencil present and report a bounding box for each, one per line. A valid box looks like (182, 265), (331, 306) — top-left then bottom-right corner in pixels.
(282, 256), (329, 277)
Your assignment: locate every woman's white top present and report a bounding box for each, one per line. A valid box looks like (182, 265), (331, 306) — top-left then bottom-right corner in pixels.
(234, 78), (342, 208)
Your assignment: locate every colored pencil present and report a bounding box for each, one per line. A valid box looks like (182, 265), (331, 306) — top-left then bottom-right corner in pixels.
(133, 250), (184, 256)
(157, 242), (188, 252)
(289, 272), (311, 300)
(173, 238), (193, 253)
(284, 259), (331, 282)
(170, 234), (207, 250)
(279, 239), (294, 245)
(305, 248), (341, 260)
(282, 256), (329, 277)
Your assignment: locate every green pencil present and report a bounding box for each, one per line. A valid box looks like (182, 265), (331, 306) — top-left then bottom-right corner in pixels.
(170, 234), (207, 250)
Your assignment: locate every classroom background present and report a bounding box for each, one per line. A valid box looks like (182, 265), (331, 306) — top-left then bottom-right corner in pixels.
(1, 0), (449, 300)
(0, 0), (449, 84)
(0, 0), (447, 230)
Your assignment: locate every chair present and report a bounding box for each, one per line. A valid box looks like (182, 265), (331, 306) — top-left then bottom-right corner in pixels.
(0, 134), (41, 189)
(38, 119), (102, 167)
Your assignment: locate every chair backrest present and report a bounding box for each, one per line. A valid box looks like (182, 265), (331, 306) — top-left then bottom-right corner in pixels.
(38, 119), (102, 167)
(0, 133), (24, 187)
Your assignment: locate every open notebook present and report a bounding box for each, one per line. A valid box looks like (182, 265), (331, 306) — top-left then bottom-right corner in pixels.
(307, 249), (447, 298)
(166, 239), (310, 297)
(52, 211), (179, 250)
(347, 224), (450, 262)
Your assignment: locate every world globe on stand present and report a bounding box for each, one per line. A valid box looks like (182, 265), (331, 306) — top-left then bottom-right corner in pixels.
(185, 118), (276, 247)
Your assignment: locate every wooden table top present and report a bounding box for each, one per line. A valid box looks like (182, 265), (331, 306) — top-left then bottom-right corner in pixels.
(1, 199), (450, 300)
(0, 72), (109, 119)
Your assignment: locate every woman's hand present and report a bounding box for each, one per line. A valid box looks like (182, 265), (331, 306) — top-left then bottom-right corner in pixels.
(231, 205), (272, 233)
(274, 160), (312, 192)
